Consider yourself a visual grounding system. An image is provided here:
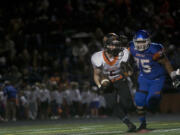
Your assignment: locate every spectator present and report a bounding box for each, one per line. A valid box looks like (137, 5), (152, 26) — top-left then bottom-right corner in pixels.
(89, 86), (100, 118)
(39, 83), (51, 120)
(0, 84), (6, 121)
(18, 90), (29, 120)
(81, 81), (93, 118)
(28, 85), (38, 120)
(50, 83), (63, 119)
(69, 81), (82, 118)
(2, 81), (18, 121)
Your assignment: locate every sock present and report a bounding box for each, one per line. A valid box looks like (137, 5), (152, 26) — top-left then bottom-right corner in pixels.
(139, 116), (146, 124)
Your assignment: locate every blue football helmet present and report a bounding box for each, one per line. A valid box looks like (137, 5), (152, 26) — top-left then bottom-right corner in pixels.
(133, 30), (151, 51)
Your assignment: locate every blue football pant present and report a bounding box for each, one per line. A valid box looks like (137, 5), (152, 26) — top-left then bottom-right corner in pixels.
(135, 76), (165, 109)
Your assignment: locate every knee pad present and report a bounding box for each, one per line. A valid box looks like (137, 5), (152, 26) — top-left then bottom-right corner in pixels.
(135, 92), (147, 107)
(136, 106), (146, 116)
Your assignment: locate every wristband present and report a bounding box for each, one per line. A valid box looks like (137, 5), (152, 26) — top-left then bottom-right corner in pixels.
(98, 84), (101, 88)
(176, 69), (180, 75)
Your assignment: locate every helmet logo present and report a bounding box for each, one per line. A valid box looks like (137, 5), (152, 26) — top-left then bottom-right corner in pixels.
(133, 30), (151, 51)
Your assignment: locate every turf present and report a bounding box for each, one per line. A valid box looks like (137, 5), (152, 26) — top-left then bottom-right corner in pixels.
(0, 118), (180, 135)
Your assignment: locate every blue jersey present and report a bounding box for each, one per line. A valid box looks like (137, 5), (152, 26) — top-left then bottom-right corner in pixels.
(3, 85), (17, 99)
(129, 42), (166, 80)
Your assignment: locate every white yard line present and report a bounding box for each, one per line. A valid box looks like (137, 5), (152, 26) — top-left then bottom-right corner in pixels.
(3, 131), (124, 135)
(152, 128), (180, 133)
(63, 131), (124, 135)
(0, 125), (103, 134)
(1, 126), (180, 135)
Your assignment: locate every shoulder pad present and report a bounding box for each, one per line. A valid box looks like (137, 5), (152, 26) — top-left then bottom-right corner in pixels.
(91, 51), (103, 68)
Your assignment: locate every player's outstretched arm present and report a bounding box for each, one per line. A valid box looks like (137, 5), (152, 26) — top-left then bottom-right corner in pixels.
(158, 56), (180, 88)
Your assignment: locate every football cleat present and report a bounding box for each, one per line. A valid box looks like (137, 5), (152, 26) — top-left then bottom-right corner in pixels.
(124, 118), (136, 132)
(137, 122), (147, 131)
(127, 122), (137, 132)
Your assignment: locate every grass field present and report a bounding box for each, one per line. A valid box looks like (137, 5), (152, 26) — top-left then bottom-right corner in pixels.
(1, 115), (180, 135)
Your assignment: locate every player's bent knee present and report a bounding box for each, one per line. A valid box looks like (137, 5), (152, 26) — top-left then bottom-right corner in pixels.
(134, 92), (146, 106)
(136, 106), (146, 115)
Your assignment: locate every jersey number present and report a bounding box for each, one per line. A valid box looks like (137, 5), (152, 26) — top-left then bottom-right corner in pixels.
(134, 58), (151, 73)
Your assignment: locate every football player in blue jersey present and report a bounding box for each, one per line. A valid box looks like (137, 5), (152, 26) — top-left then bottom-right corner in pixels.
(129, 30), (180, 131)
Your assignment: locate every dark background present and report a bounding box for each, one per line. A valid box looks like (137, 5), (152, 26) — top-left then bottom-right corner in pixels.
(0, 0), (179, 120)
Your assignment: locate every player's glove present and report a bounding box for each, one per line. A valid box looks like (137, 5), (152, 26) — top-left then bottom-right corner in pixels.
(171, 69), (180, 88)
(98, 85), (105, 94)
(98, 79), (113, 94)
(172, 78), (180, 88)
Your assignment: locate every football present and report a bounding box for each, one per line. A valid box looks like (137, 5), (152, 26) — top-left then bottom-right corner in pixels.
(100, 76), (111, 88)
(100, 77), (113, 93)
(101, 78), (110, 87)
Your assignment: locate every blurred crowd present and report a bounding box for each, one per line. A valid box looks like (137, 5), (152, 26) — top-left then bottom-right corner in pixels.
(0, 0), (179, 121)
(0, 80), (107, 121)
